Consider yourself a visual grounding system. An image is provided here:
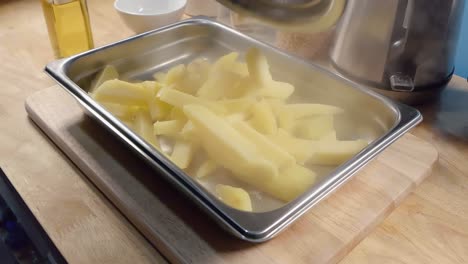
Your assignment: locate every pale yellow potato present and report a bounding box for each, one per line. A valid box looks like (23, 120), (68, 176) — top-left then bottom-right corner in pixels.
(211, 52), (239, 72)
(153, 120), (185, 136)
(183, 104), (278, 185)
(209, 52), (248, 77)
(249, 81), (294, 100)
(308, 139), (368, 166)
(294, 115), (334, 140)
(284, 103), (344, 118)
(165, 64), (190, 93)
(164, 64), (185, 86)
(187, 58), (211, 80)
(170, 139), (197, 169)
(268, 129), (316, 164)
(158, 86), (225, 114)
(232, 120), (295, 169)
(259, 164), (317, 202)
(148, 97), (172, 121)
(92, 79), (151, 106)
(179, 121), (196, 140)
(184, 59), (213, 95)
(269, 129), (367, 166)
(225, 113), (248, 123)
(274, 103), (342, 133)
(249, 100), (277, 134)
(216, 184), (252, 212)
(244, 47), (295, 99)
(320, 130), (337, 141)
(197, 53), (244, 100)
(91, 50), (367, 211)
(196, 159), (218, 178)
(232, 77), (260, 98)
(197, 70), (242, 100)
(220, 98), (255, 115)
(185, 72), (207, 95)
(100, 102), (139, 120)
(232, 61), (248, 77)
(169, 107), (187, 122)
(153, 72), (166, 83)
(140, 81), (162, 96)
(277, 109), (295, 132)
(133, 108), (159, 149)
(265, 98), (285, 114)
(245, 47), (272, 84)
(163, 64), (203, 95)
(89, 65), (119, 93)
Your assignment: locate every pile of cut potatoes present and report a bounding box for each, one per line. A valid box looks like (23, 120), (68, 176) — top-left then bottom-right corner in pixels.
(89, 48), (368, 212)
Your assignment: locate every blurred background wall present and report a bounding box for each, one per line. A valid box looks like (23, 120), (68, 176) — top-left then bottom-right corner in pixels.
(455, 5), (468, 77)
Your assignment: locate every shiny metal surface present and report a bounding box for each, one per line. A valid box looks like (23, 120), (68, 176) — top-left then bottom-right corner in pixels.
(216, 0), (330, 23)
(319, 59), (446, 105)
(331, 0), (465, 94)
(44, 18), (422, 242)
(216, 0), (344, 31)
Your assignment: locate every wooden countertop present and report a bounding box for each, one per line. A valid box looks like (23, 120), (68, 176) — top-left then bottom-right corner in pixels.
(0, 0), (467, 263)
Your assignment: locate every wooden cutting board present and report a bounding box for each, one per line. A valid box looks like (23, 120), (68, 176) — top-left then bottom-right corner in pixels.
(25, 86), (438, 264)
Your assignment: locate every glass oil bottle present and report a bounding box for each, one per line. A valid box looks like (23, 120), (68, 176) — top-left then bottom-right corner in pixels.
(41, 0), (94, 58)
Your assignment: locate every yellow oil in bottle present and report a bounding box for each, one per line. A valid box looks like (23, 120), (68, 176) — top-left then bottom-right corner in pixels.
(41, 0), (94, 58)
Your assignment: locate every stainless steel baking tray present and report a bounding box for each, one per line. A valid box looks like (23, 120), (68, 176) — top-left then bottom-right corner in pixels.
(44, 18), (422, 242)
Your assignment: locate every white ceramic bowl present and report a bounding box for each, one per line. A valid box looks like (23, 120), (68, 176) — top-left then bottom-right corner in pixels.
(114, 0), (187, 34)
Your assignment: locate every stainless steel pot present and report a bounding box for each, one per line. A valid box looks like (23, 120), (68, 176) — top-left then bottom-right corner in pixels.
(330, 0), (465, 104)
(217, 0), (466, 104)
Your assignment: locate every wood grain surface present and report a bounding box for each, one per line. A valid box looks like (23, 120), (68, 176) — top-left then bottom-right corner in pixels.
(0, 0), (166, 263)
(0, 0), (467, 263)
(25, 85), (437, 263)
